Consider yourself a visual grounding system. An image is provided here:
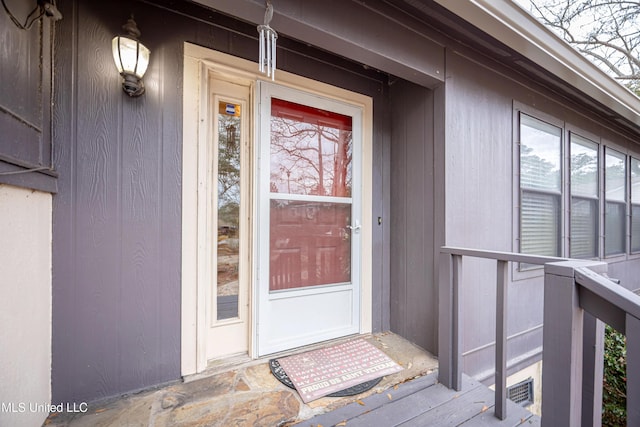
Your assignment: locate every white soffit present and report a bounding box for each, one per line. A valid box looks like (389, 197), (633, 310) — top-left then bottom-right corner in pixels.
(434, 0), (640, 128)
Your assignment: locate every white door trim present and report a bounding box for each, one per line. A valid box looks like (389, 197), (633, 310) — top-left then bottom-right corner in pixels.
(181, 43), (373, 376)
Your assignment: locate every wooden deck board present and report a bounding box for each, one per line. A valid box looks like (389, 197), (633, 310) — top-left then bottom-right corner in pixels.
(345, 376), (482, 427)
(458, 406), (536, 427)
(398, 385), (497, 426)
(295, 372), (541, 427)
(293, 373), (439, 427)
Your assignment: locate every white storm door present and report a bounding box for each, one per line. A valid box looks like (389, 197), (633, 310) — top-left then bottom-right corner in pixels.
(256, 82), (362, 356)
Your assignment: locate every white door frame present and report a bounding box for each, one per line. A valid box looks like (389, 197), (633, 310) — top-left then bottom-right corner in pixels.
(181, 43), (373, 376)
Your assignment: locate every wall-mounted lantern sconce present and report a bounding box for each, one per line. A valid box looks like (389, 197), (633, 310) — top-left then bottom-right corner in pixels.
(112, 16), (150, 97)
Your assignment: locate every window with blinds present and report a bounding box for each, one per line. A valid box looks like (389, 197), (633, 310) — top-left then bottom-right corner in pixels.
(570, 135), (599, 259)
(519, 114), (562, 259)
(516, 109), (640, 265)
(631, 158), (640, 253)
(605, 149), (626, 256)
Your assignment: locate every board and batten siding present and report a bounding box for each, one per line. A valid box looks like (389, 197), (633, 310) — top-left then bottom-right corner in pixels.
(0, 184), (52, 427)
(52, 0), (184, 403)
(52, 0), (390, 403)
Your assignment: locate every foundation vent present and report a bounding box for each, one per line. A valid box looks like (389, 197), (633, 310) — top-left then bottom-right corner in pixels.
(507, 378), (534, 407)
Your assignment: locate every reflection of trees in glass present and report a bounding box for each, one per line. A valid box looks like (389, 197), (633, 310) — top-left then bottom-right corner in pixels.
(520, 144), (560, 190)
(572, 152), (597, 174)
(270, 116), (352, 197)
(571, 150), (598, 196)
(218, 113), (241, 232)
(520, 116), (561, 192)
(606, 154), (626, 201)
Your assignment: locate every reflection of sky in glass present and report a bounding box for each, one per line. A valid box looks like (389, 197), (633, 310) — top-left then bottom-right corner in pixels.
(270, 99), (352, 197)
(520, 115), (561, 192)
(606, 149), (626, 202)
(571, 135), (598, 198)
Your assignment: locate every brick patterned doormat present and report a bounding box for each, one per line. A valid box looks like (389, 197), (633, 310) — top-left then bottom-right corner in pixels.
(273, 339), (403, 403)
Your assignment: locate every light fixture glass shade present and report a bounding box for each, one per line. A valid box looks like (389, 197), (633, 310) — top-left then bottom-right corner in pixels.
(112, 36), (150, 78)
(112, 17), (149, 97)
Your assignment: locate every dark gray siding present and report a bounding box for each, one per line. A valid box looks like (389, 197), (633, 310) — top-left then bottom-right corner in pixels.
(49, 0), (640, 405)
(52, 0), (389, 403)
(52, 0), (184, 403)
(389, 80), (437, 353)
(443, 45), (640, 381)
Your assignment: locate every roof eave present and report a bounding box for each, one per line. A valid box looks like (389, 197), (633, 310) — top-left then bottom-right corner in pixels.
(434, 0), (640, 129)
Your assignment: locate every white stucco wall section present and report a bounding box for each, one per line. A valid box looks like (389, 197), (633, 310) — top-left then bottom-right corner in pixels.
(0, 184), (52, 427)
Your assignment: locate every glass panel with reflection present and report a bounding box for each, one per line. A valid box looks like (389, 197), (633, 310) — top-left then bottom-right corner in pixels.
(217, 101), (241, 320)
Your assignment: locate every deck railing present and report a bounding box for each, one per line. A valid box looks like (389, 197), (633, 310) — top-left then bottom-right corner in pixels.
(543, 261), (640, 426)
(438, 247), (567, 420)
(437, 247), (640, 424)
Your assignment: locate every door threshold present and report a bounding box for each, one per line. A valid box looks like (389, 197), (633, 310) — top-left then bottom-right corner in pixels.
(184, 333), (368, 383)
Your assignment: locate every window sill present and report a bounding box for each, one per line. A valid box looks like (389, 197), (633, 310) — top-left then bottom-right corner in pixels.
(0, 160), (58, 194)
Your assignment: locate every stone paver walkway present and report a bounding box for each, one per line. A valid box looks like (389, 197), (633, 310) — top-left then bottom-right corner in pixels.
(44, 332), (438, 427)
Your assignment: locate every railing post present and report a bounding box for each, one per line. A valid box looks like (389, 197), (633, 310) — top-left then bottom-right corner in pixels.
(627, 313), (640, 426)
(542, 263), (584, 427)
(495, 260), (508, 420)
(581, 313), (604, 427)
(438, 252), (462, 391)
